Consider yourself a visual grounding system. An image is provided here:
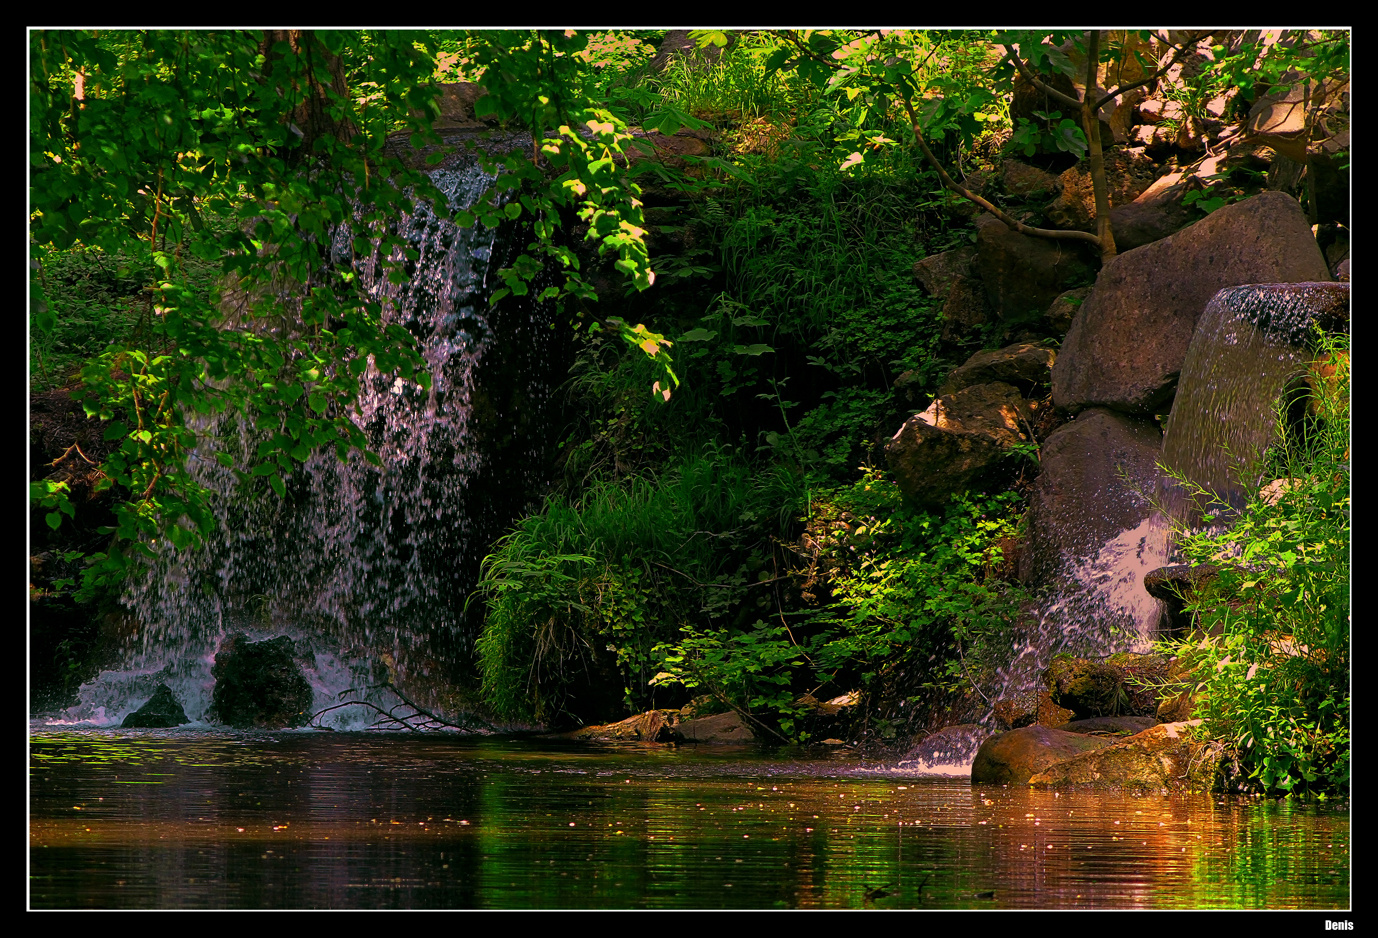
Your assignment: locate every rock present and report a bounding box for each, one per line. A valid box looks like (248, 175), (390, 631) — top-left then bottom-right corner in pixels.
(1132, 123), (1177, 152)
(121, 684), (190, 728)
(886, 382), (1031, 511)
(1144, 564), (1219, 634)
(1045, 654), (1165, 719)
(625, 129), (713, 171)
(896, 724), (989, 772)
(1043, 286), (1092, 334)
(1043, 149), (1158, 232)
(1052, 192), (1331, 415)
(1055, 715), (1159, 736)
(991, 689), (1074, 730)
(1336, 258), (1349, 282)
(971, 724), (1113, 785)
(1307, 149), (1350, 227)
(677, 709), (755, 743)
(939, 342), (1056, 396)
(1106, 171), (1201, 252)
(1245, 76), (1347, 163)
(1027, 720), (1224, 791)
(939, 275), (993, 339)
(563, 709), (684, 742)
(1018, 408), (1164, 589)
(912, 246), (976, 299)
(973, 214), (1096, 322)
(208, 633), (313, 729)
(1002, 161), (1061, 199)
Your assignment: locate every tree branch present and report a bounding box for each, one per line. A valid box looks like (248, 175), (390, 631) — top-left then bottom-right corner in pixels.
(899, 94), (1103, 251)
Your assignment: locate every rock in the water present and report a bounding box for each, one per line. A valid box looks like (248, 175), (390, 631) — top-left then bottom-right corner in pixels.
(938, 342), (1056, 396)
(896, 724), (989, 773)
(121, 684), (189, 728)
(1052, 192), (1331, 415)
(971, 724), (1113, 785)
(208, 633), (313, 729)
(562, 709), (683, 742)
(1044, 654), (1165, 720)
(677, 709), (755, 743)
(1027, 720), (1224, 790)
(886, 382), (1031, 511)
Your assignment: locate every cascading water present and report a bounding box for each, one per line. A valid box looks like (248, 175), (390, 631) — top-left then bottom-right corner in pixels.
(1159, 282), (1350, 533)
(64, 136), (557, 729)
(980, 281), (1348, 735)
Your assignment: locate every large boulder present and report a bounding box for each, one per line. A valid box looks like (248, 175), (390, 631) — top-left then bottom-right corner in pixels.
(1018, 408), (1164, 590)
(677, 709), (755, 743)
(1052, 192), (1331, 415)
(912, 246), (976, 299)
(1027, 720), (1224, 791)
(208, 633), (313, 729)
(973, 214), (1096, 322)
(971, 724), (1113, 784)
(886, 382), (1031, 511)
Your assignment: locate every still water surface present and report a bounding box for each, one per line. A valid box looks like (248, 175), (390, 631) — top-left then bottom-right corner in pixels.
(29, 727), (1350, 910)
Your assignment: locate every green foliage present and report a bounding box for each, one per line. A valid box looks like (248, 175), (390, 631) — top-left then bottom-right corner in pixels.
(1157, 331), (1349, 797)
(1008, 109), (1087, 159)
(472, 446), (805, 724)
(29, 29), (663, 592)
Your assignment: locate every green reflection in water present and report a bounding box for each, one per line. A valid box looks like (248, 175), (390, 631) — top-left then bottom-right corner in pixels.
(27, 732), (1350, 910)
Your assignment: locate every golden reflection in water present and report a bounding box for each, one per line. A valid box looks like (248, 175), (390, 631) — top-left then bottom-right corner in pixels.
(29, 731), (1350, 909)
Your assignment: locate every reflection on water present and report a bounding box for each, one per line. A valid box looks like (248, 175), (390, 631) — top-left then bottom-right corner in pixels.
(29, 728), (1350, 910)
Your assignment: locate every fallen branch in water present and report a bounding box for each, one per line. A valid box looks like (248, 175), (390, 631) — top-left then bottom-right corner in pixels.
(310, 682), (496, 733)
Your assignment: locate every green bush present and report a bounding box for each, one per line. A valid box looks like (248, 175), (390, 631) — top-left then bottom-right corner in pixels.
(473, 445), (804, 725)
(1158, 331), (1349, 797)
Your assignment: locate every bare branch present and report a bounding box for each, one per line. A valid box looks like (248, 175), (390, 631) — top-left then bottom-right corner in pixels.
(899, 94), (1104, 252)
(1001, 43), (1083, 110)
(1094, 31), (1215, 112)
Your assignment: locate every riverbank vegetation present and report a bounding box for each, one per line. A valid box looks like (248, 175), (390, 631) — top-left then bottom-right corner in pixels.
(1155, 331), (1350, 797)
(31, 30), (1348, 794)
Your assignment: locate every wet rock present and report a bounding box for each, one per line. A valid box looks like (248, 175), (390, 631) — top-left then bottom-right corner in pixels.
(121, 684), (190, 728)
(1144, 564), (1219, 634)
(886, 382), (1031, 512)
(971, 724), (1113, 785)
(1017, 408), (1164, 591)
(1027, 720), (1224, 791)
(973, 214), (1096, 322)
(677, 709), (755, 743)
(992, 689), (1074, 731)
(938, 342), (1056, 396)
(208, 633), (313, 729)
(897, 724), (989, 772)
(563, 709), (684, 742)
(1046, 653), (1168, 719)
(1052, 192), (1331, 415)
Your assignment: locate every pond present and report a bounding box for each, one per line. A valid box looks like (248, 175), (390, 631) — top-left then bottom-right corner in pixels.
(28, 726), (1350, 910)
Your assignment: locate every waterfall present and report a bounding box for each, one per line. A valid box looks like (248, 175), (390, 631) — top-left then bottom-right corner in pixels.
(63, 138), (557, 729)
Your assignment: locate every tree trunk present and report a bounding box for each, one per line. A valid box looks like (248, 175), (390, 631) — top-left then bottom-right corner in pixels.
(258, 30), (354, 163)
(1081, 30), (1118, 259)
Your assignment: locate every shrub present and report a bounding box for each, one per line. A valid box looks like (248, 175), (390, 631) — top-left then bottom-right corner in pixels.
(1157, 330), (1349, 797)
